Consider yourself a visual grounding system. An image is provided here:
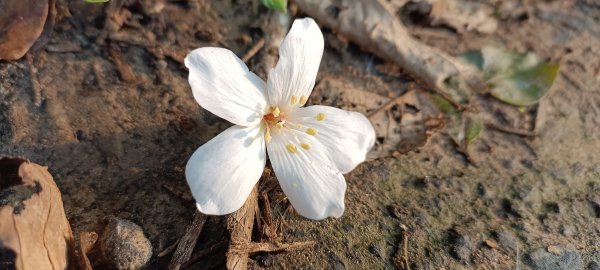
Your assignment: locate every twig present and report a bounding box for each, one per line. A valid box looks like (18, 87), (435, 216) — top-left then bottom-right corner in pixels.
(168, 211), (207, 270)
(485, 122), (536, 137)
(25, 54), (43, 107)
(157, 239), (180, 257)
(241, 38), (266, 63)
(229, 241), (316, 254)
(368, 95), (405, 120)
(226, 186), (258, 270)
(394, 224), (411, 270)
(108, 45), (136, 83)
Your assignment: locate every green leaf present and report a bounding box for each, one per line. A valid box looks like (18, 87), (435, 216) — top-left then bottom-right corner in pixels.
(84, 0), (109, 2)
(429, 93), (458, 115)
(465, 118), (484, 144)
(459, 50), (484, 71)
(489, 62), (560, 106)
(459, 46), (560, 106)
(260, 0), (287, 12)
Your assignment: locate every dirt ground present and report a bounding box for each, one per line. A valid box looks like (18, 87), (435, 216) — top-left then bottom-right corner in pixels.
(1, 0), (599, 269)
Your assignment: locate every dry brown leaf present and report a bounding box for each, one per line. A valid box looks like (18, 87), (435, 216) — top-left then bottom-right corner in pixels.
(0, 157), (75, 270)
(78, 232), (98, 270)
(429, 0), (498, 34)
(0, 0), (49, 60)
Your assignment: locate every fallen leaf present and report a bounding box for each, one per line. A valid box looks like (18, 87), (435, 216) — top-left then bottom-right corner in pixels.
(429, 0), (498, 34)
(0, 0), (50, 60)
(460, 46), (560, 106)
(0, 157), (75, 270)
(78, 232), (98, 270)
(465, 117), (484, 145)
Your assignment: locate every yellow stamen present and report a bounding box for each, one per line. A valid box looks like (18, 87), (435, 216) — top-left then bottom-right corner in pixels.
(300, 96), (307, 105)
(272, 107), (281, 117)
(291, 96), (298, 104)
(316, 113), (325, 121)
(301, 143), (310, 150)
(286, 143), (297, 154)
(264, 130), (271, 143)
(306, 128), (317, 136)
(275, 121), (285, 128)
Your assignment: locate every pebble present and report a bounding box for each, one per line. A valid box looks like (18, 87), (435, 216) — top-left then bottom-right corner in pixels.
(494, 231), (518, 251)
(100, 217), (152, 270)
(588, 261), (600, 270)
(447, 230), (473, 262)
(526, 248), (582, 270)
(368, 243), (385, 259)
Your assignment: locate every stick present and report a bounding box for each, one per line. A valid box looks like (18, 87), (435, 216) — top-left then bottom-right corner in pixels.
(168, 211), (207, 270)
(229, 241), (315, 254)
(242, 38), (266, 63)
(393, 224), (411, 270)
(485, 122), (536, 137)
(108, 45), (136, 83)
(226, 186), (258, 270)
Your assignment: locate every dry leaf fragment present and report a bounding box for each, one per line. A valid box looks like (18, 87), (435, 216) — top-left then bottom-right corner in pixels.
(0, 0), (50, 60)
(78, 232), (98, 270)
(0, 157), (75, 270)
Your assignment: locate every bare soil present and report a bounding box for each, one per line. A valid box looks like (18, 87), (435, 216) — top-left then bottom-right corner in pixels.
(1, 0), (599, 269)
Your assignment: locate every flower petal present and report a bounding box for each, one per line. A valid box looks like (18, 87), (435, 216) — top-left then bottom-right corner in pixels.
(266, 128), (346, 220)
(289, 105), (376, 173)
(186, 125), (266, 215)
(185, 47), (268, 126)
(267, 18), (324, 110)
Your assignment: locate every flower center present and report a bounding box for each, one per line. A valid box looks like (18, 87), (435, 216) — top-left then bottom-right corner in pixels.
(261, 106), (327, 154)
(263, 107), (286, 143)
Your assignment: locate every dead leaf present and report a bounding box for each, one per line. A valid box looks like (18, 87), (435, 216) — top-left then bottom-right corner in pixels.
(429, 0), (498, 34)
(0, 157), (75, 270)
(0, 0), (50, 60)
(78, 232), (98, 270)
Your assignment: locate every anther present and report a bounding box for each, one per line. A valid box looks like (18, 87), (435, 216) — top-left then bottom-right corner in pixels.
(306, 128), (317, 136)
(264, 130), (272, 143)
(291, 96), (298, 104)
(316, 113), (325, 121)
(300, 96), (307, 105)
(301, 143), (310, 150)
(275, 121), (285, 128)
(286, 144), (297, 154)
(272, 107), (281, 117)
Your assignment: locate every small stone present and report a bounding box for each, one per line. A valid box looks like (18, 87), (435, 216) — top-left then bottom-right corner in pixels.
(561, 225), (575, 236)
(494, 231), (518, 251)
(484, 239), (499, 249)
(588, 261), (600, 270)
(447, 229), (473, 262)
(547, 245), (563, 255)
(100, 217), (152, 270)
(368, 244), (385, 259)
(256, 254), (274, 267)
(526, 248), (582, 270)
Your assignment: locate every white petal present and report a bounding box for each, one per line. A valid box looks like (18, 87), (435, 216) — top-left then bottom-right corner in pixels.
(185, 47), (268, 126)
(289, 105), (376, 173)
(186, 125), (266, 215)
(267, 18), (324, 110)
(266, 128), (346, 220)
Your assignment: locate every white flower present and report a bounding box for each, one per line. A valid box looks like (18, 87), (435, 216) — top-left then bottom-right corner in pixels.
(184, 18), (376, 220)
